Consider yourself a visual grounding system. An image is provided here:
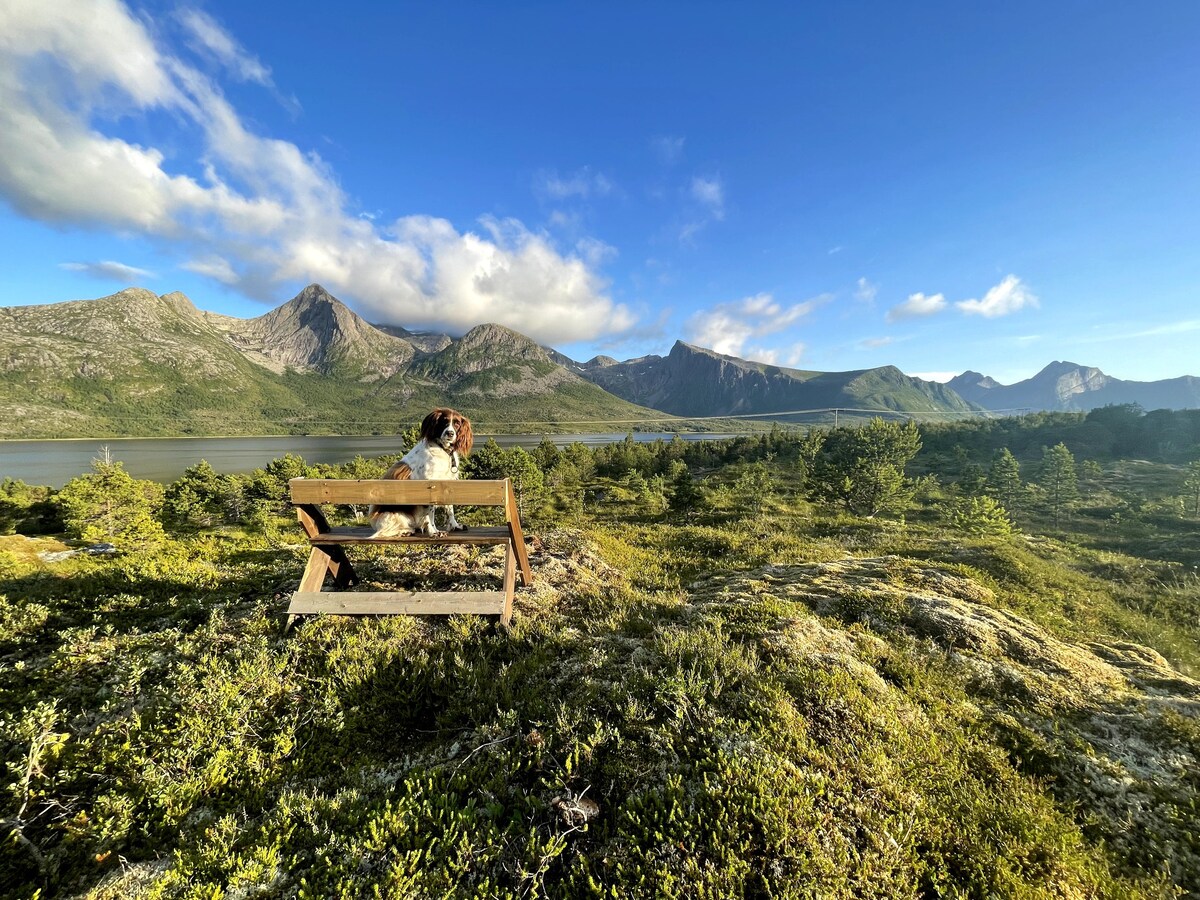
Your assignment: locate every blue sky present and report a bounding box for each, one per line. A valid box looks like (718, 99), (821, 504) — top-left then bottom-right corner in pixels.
(2, 1), (1198, 384)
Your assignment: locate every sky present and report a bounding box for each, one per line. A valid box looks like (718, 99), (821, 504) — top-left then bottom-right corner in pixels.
(1, 1), (1199, 385)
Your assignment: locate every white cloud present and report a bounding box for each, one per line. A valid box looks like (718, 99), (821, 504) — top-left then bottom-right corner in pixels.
(859, 336), (893, 348)
(686, 292), (819, 358)
(680, 175), (726, 243)
(0, 0), (180, 108)
(534, 167), (613, 200)
(690, 176), (724, 213)
(887, 292), (947, 322)
(686, 309), (754, 357)
(0, 0), (633, 344)
(182, 255), (239, 284)
(177, 8), (301, 116)
(745, 347), (780, 365)
(956, 275), (1039, 318)
(547, 209), (580, 230)
(651, 135), (685, 165)
(855, 277), (878, 305)
(575, 237), (618, 267)
(61, 260), (155, 282)
(178, 9), (272, 86)
(739, 343), (807, 367)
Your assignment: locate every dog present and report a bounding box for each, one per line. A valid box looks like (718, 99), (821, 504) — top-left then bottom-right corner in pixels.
(368, 408), (474, 537)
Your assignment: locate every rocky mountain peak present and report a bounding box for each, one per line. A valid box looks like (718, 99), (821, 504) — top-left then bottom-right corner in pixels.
(1035, 360), (1090, 379)
(457, 323), (550, 361)
(81, 287), (203, 332)
(159, 291), (199, 318)
(583, 355), (620, 368)
(105, 287), (161, 305)
(224, 284), (414, 377)
(943, 360), (1198, 413)
(277, 283), (357, 324)
(671, 339), (706, 356)
(1030, 361), (1109, 401)
(950, 370), (999, 386)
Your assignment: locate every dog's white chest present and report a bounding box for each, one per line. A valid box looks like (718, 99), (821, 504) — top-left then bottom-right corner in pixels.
(402, 441), (458, 479)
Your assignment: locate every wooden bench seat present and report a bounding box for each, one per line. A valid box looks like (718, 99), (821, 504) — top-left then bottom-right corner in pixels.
(286, 477), (532, 630)
(306, 525), (515, 545)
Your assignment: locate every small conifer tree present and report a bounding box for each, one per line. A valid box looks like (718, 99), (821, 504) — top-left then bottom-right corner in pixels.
(55, 451), (165, 547)
(950, 495), (1014, 536)
(1038, 442), (1079, 530)
(985, 447), (1023, 518)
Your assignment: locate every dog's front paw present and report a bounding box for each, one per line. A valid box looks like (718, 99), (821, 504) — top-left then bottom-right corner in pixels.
(449, 522), (469, 532)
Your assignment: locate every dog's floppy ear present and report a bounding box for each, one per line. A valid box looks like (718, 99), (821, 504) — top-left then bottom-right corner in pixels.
(419, 409), (443, 443)
(455, 413), (474, 456)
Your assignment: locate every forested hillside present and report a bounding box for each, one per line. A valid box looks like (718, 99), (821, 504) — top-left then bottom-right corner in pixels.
(1, 408), (1198, 898)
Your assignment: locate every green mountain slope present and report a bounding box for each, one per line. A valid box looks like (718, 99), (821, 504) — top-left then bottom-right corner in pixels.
(0, 288), (308, 437)
(0, 286), (668, 438)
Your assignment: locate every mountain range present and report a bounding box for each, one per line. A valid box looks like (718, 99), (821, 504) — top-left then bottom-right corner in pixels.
(947, 361), (1200, 414)
(0, 284), (1195, 439)
(567, 341), (977, 418)
(0, 285), (662, 439)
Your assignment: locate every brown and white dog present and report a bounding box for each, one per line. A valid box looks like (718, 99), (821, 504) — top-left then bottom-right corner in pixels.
(368, 408), (474, 537)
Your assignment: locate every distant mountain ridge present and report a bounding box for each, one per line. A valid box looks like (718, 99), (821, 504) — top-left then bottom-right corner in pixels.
(3, 284), (1196, 440)
(948, 361), (1200, 412)
(571, 340), (981, 418)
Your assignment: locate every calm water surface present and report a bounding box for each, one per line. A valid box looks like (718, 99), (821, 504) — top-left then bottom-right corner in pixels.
(0, 433), (740, 487)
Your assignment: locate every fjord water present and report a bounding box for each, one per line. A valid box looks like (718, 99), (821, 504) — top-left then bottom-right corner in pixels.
(0, 433), (737, 488)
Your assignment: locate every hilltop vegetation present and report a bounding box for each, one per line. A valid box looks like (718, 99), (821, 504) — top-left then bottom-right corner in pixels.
(1, 408), (1198, 898)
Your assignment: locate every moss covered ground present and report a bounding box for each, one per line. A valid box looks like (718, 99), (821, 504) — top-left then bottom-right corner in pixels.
(1, 433), (1198, 898)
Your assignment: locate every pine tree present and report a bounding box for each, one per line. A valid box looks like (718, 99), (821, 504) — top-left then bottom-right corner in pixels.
(668, 461), (702, 522)
(812, 418), (922, 518)
(951, 495), (1014, 536)
(531, 437), (561, 472)
(502, 448), (546, 521)
(732, 462), (775, 521)
(463, 438), (506, 480)
(1038, 442), (1079, 530)
(55, 451), (165, 548)
(163, 460), (229, 529)
(985, 447), (1023, 517)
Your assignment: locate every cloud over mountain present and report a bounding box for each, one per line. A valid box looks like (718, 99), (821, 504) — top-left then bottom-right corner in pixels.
(686, 292), (818, 362)
(886, 276), (1039, 324)
(0, 0), (633, 344)
(887, 292), (947, 321)
(956, 275), (1038, 318)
